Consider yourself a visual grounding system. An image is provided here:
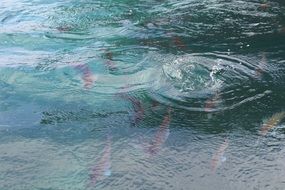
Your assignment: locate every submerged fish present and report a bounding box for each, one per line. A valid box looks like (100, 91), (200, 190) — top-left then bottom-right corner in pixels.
(259, 0), (269, 9)
(260, 3), (270, 10)
(121, 94), (145, 126)
(129, 96), (145, 125)
(145, 108), (172, 156)
(280, 27), (285, 34)
(151, 100), (160, 109)
(116, 87), (145, 126)
(75, 64), (96, 89)
(89, 136), (112, 186)
(260, 111), (285, 136)
(56, 26), (72, 32)
(254, 52), (267, 78)
(211, 139), (229, 173)
(172, 36), (187, 49)
(205, 92), (220, 113)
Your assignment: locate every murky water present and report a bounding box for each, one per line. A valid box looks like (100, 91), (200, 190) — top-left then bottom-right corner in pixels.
(0, 0), (285, 189)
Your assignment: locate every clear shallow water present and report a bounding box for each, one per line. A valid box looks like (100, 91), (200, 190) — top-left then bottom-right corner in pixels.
(0, 0), (285, 189)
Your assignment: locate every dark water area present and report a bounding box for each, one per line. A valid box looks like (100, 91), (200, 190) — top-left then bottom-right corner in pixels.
(0, 0), (285, 189)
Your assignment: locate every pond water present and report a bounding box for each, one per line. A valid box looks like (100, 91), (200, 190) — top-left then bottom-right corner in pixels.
(0, 0), (285, 189)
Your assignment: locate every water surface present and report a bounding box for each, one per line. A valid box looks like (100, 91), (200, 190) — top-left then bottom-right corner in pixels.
(1, 0), (285, 189)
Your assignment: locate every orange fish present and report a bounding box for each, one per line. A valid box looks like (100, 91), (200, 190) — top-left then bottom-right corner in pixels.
(122, 94), (144, 126)
(89, 136), (112, 187)
(116, 85), (145, 125)
(260, 3), (270, 10)
(173, 36), (187, 49)
(145, 108), (172, 156)
(205, 92), (220, 113)
(75, 64), (96, 89)
(260, 111), (285, 136)
(211, 139), (229, 173)
(127, 96), (145, 126)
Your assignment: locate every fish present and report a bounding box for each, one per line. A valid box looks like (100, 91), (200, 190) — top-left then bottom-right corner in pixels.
(75, 64), (96, 89)
(260, 111), (285, 136)
(172, 36), (187, 49)
(56, 26), (71, 32)
(211, 139), (229, 173)
(145, 108), (172, 156)
(129, 96), (145, 126)
(151, 100), (160, 109)
(275, 27), (285, 35)
(121, 94), (144, 126)
(116, 86), (145, 126)
(281, 27), (285, 34)
(254, 52), (267, 78)
(89, 136), (112, 187)
(205, 92), (220, 113)
(260, 3), (270, 10)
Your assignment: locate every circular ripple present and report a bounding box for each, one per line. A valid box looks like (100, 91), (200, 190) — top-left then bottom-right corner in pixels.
(149, 53), (271, 112)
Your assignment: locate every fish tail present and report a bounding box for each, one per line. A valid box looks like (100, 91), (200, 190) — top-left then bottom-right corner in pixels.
(210, 158), (218, 174)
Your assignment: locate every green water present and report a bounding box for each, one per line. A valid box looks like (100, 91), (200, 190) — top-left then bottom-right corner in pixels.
(0, 0), (285, 189)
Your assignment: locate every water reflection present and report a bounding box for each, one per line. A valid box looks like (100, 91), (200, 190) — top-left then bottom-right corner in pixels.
(0, 0), (285, 189)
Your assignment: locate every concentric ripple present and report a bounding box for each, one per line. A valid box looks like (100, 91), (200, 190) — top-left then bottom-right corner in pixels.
(149, 52), (275, 112)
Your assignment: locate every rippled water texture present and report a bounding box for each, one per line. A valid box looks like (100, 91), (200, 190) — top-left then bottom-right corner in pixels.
(1, 0), (285, 189)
